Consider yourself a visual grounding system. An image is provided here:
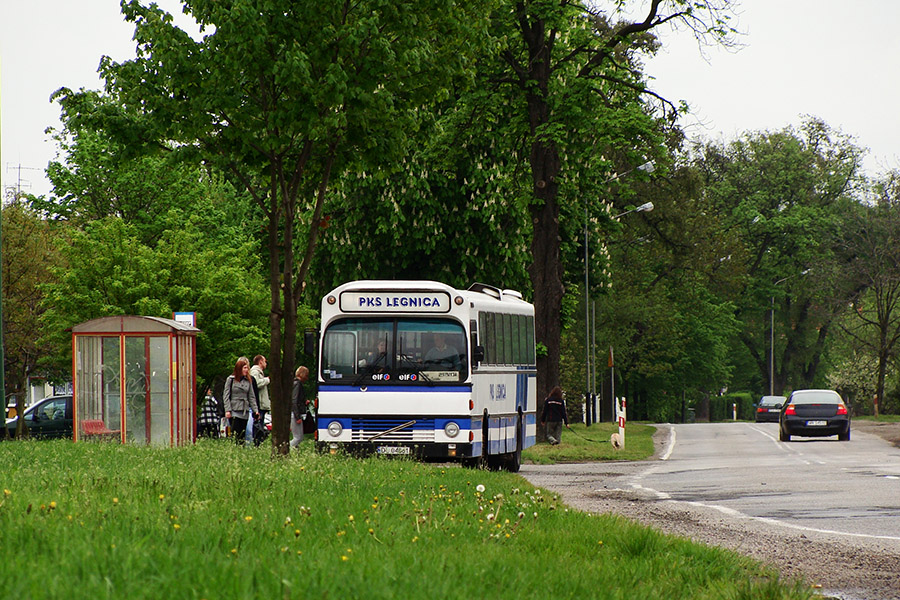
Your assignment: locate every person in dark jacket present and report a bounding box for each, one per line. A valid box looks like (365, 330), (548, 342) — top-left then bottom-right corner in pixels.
(540, 386), (569, 445)
(197, 393), (220, 438)
(290, 366), (310, 448)
(224, 357), (259, 446)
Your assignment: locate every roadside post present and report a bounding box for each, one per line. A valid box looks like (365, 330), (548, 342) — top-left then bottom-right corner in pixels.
(733, 403), (737, 421)
(615, 397), (626, 448)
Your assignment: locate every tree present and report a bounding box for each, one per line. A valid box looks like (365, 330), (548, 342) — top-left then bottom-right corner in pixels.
(308, 98), (532, 300)
(490, 0), (737, 403)
(1, 201), (64, 438)
(79, 0), (494, 455)
(580, 164), (741, 421)
(693, 118), (865, 394)
(39, 216), (270, 394)
(36, 92), (218, 246)
(835, 171), (900, 414)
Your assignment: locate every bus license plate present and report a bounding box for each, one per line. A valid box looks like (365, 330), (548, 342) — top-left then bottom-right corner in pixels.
(377, 446), (410, 455)
(806, 420), (827, 426)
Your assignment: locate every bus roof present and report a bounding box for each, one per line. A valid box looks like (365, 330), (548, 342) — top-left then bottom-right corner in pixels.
(324, 280), (531, 311)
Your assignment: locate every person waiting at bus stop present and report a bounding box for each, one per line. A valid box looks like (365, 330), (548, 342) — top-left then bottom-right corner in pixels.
(224, 357), (259, 446)
(540, 386), (569, 445)
(290, 366), (310, 448)
(197, 392), (220, 438)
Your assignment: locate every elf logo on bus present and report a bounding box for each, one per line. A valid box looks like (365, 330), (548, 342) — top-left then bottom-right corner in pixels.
(397, 374), (418, 381)
(489, 383), (507, 401)
(371, 373), (391, 381)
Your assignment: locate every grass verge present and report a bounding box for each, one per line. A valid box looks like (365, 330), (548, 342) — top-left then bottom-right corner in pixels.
(0, 439), (812, 599)
(524, 421), (656, 463)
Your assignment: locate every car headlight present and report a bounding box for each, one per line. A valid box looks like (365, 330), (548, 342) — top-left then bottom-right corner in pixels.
(444, 421), (460, 438)
(327, 421), (343, 437)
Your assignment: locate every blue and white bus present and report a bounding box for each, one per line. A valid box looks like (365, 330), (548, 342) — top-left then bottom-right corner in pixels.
(314, 280), (537, 471)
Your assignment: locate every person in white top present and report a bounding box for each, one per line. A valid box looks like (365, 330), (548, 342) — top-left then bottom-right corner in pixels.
(250, 355), (271, 446)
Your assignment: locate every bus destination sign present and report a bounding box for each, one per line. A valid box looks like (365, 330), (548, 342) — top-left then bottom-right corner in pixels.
(341, 291), (451, 313)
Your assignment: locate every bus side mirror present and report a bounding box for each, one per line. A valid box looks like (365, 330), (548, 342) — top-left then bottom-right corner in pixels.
(473, 345), (485, 364)
(304, 330), (317, 356)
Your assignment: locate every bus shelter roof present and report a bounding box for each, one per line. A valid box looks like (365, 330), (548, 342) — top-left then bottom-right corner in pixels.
(71, 315), (200, 335)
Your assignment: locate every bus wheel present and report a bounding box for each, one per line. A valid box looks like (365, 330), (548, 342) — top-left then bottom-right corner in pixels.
(505, 415), (523, 473)
(483, 415), (505, 471)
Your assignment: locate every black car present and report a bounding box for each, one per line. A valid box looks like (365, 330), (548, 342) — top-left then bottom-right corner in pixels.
(779, 389), (850, 442)
(3, 395), (73, 440)
(755, 395), (786, 423)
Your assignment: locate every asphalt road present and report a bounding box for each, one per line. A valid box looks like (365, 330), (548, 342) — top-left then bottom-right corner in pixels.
(645, 422), (900, 541)
(521, 422), (900, 599)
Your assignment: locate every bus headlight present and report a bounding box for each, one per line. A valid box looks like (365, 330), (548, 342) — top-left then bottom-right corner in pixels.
(327, 421), (343, 437)
(444, 421), (460, 438)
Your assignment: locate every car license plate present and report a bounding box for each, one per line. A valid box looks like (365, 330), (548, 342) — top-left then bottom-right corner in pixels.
(376, 446), (410, 455)
(806, 420), (827, 426)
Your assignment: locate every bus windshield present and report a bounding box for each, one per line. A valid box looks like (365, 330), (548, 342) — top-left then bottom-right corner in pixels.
(321, 318), (467, 385)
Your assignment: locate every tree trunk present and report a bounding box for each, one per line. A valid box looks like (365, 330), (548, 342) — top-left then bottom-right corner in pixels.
(265, 181), (292, 456)
(520, 16), (563, 406)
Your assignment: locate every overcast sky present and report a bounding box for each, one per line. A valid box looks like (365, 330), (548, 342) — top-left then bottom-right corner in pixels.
(2, 1), (899, 199)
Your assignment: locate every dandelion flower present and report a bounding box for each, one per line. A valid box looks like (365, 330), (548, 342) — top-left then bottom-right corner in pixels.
(3, 489), (10, 497)
(113, 498), (119, 505)
(173, 524), (181, 531)
(341, 555), (349, 561)
(487, 513), (495, 520)
(231, 548), (238, 555)
(244, 516), (253, 522)
(476, 484), (485, 493)
(295, 529), (301, 537)
(49, 501), (57, 510)
(348, 515), (354, 522)
(517, 512), (525, 519)
(159, 494), (165, 500)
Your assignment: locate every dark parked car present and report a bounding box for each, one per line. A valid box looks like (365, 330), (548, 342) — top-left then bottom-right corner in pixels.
(755, 395), (786, 423)
(3, 395), (73, 440)
(779, 389), (850, 442)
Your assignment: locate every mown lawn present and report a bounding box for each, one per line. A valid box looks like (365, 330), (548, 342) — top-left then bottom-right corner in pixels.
(0, 439), (811, 599)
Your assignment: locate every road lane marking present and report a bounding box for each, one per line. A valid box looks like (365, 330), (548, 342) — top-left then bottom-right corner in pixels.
(661, 425), (676, 461)
(672, 499), (900, 542)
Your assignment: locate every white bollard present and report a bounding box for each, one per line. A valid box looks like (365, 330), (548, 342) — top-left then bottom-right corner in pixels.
(615, 397), (626, 449)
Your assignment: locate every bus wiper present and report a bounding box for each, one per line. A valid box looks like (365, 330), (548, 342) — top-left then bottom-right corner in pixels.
(367, 420), (416, 442)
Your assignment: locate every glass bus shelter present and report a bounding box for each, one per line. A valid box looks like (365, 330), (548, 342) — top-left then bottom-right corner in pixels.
(72, 316), (199, 445)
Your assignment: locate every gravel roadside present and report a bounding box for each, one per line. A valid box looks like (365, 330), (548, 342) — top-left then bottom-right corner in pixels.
(520, 421), (900, 600)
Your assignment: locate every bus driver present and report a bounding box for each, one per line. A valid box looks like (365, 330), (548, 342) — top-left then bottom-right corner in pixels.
(423, 332), (460, 370)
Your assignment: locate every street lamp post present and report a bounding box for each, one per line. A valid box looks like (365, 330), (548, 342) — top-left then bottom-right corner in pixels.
(769, 269), (810, 395)
(583, 161), (654, 426)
